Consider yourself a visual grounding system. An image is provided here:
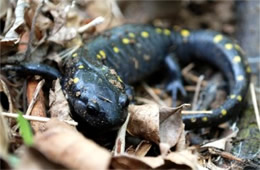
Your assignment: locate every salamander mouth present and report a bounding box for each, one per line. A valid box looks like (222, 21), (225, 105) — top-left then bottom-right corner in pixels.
(72, 108), (128, 131)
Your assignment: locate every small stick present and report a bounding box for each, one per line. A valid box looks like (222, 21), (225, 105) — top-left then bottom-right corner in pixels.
(208, 148), (244, 163)
(182, 63), (208, 86)
(250, 83), (260, 130)
(182, 110), (213, 114)
(192, 75), (204, 110)
(78, 16), (105, 33)
(25, 79), (45, 116)
(142, 82), (167, 106)
(24, 0), (44, 59)
(1, 112), (78, 126)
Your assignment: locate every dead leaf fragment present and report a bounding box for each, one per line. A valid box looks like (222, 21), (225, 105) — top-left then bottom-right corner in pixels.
(165, 150), (199, 170)
(111, 155), (154, 169)
(159, 105), (186, 155)
(0, 78), (14, 112)
(34, 119), (111, 170)
(49, 79), (72, 122)
(127, 104), (186, 155)
(127, 104), (160, 144)
(17, 147), (65, 170)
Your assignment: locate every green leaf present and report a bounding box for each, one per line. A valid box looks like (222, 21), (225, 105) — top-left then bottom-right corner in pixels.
(17, 112), (33, 146)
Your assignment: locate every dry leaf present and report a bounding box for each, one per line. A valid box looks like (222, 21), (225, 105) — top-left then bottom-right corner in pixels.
(49, 79), (72, 122)
(111, 155), (154, 169)
(0, 0), (9, 19)
(2, 0), (27, 41)
(127, 104), (186, 155)
(201, 127), (238, 150)
(165, 150), (199, 170)
(0, 78), (14, 112)
(34, 119), (111, 170)
(127, 104), (160, 144)
(48, 26), (82, 48)
(134, 140), (152, 157)
(0, 114), (9, 158)
(17, 147), (65, 170)
(159, 105), (186, 155)
(114, 113), (130, 155)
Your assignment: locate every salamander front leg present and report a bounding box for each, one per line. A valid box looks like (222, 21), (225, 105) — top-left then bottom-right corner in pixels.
(164, 54), (187, 106)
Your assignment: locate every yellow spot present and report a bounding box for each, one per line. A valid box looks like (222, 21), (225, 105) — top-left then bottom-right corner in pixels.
(225, 43), (233, 50)
(96, 54), (102, 59)
(72, 53), (78, 57)
(163, 29), (171, 36)
(78, 65), (84, 69)
(117, 76), (123, 82)
(141, 31), (149, 38)
(73, 77), (79, 84)
(233, 56), (241, 63)
(202, 117), (208, 122)
(246, 66), (251, 73)
(99, 50), (106, 59)
(237, 95), (242, 102)
(155, 28), (162, 34)
(221, 109), (227, 116)
(122, 38), (130, 44)
(113, 46), (120, 53)
(237, 75), (244, 81)
(230, 94), (236, 99)
(128, 32), (135, 38)
(181, 29), (190, 37)
(191, 118), (196, 123)
(213, 34), (223, 43)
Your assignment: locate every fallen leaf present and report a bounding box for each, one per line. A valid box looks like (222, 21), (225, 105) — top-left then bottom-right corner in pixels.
(17, 147), (65, 170)
(49, 79), (72, 122)
(201, 127), (238, 150)
(127, 104), (186, 154)
(114, 112), (130, 155)
(0, 78), (14, 112)
(111, 155), (154, 169)
(134, 140), (152, 157)
(127, 104), (160, 144)
(165, 150), (200, 170)
(2, 0), (28, 42)
(34, 119), (111, 170)
(0, 0), (8, 19)
(159, 105), (186, 155)
(0, 114), (9, 158)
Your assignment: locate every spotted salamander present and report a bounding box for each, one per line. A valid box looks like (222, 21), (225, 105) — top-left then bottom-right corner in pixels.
(11, 24), (250, 131)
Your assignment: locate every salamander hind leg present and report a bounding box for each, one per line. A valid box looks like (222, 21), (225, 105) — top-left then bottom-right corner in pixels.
(164, 54), (187, 106)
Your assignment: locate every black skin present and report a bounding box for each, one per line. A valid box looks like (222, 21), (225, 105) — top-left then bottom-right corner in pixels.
(8, 24), (250, 132)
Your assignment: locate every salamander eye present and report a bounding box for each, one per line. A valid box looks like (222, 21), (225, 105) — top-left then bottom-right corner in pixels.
(74, 100), (87, 114)
(119, 94), (129, 108)
(87, 101), (100, 115)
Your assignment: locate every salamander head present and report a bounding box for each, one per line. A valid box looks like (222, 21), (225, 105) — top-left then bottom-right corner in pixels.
(63, 63), (129, 131)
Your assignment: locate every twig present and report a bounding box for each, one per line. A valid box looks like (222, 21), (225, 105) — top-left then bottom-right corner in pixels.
(1, 112), (78, 126)
(142, 82), (167, 106)
(24, 0), (44, 60)
(182, 63), (208, 86)
(77, 16), (105, 33)
(250, 83), (260, 130)
(25, 79), (45, 116)
(208, 148), (244, 163)
(182, 110), (213, 114)
(192, 75), (204, 110)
